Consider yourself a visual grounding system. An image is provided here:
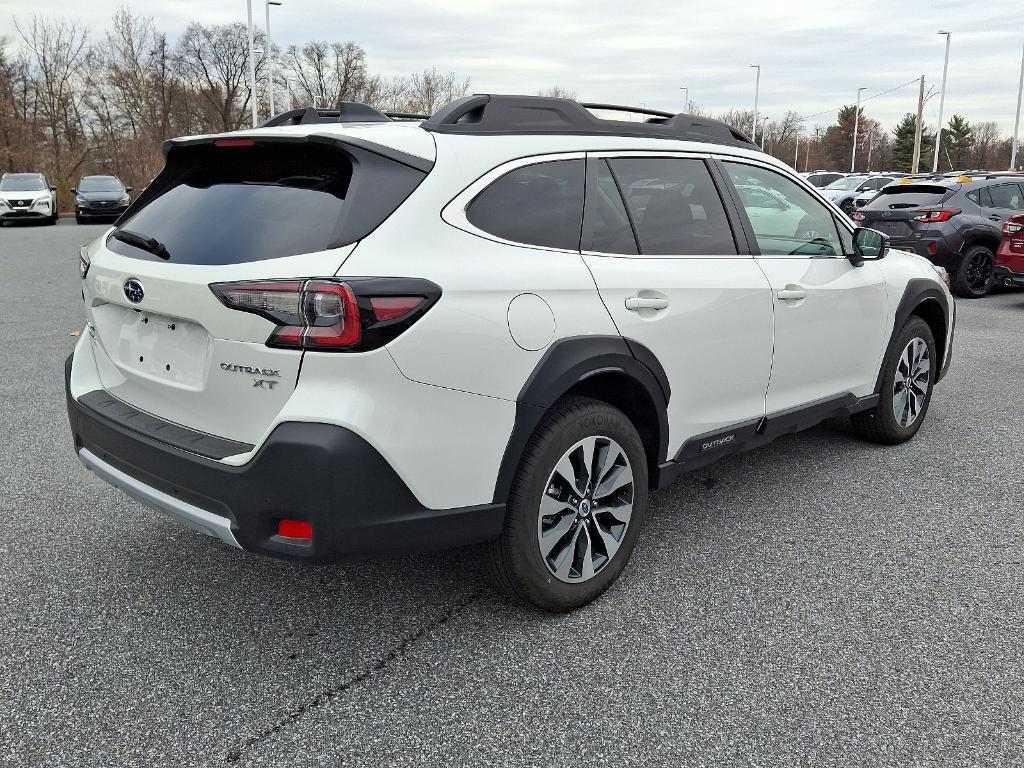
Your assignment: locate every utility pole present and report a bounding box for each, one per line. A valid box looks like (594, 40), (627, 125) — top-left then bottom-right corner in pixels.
(866, 129), (875, 171)
(794, 136), (800, 170)
(246, 0), (257, 127)
(266, 1), (282, 117)
(851, 87), (866, 172)
(1011, 36), (1024, 170)
(805, 133), (812, 170)
(750, 65), (760, 142)
(912, 75), (925, 173)
(932, 31), (952, 173)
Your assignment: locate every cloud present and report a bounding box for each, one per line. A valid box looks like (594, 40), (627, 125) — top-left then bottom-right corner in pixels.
(2, 0), (1021, 134)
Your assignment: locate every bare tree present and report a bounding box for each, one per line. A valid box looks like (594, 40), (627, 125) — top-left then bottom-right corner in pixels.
(399, 67), (470, 114)
(176, 22), (265, 132)
(537, 85), (577, 100)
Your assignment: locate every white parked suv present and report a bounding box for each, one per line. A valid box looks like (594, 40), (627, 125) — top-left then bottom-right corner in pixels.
(66, 96), (955, 610)
(0, 172), (58, 224)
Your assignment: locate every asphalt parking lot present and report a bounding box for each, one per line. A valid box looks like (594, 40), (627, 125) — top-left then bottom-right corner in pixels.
(2, 219), (1023, 767)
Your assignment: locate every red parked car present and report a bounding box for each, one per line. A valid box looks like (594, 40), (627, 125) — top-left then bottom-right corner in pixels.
(994, 213), (1024, 288)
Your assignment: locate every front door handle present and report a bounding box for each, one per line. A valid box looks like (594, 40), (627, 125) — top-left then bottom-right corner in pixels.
(625, 296), (670, 311)
(777, 287), (807, 301)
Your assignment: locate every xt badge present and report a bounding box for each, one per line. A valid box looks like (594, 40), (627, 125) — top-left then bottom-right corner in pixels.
(252, 378), (277, 390)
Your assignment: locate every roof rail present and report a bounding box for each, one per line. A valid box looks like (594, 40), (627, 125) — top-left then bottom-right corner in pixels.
(385, 111), (429, 121)
(421, 94), (757, 148)
(259, 102), (392, 128)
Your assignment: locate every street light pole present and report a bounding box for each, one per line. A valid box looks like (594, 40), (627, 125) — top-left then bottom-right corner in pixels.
(246, 0), (257, 127)
(932, 31), (951, 173)
(760, 117), (769, 151)
(750, 65), (760, 142)
(679, 86), (688, 112)
(794, 136), (800, 170)
(851, 86), (865, 172)
(266, 1), (282, 117)
(1011, 35), (1024, 170)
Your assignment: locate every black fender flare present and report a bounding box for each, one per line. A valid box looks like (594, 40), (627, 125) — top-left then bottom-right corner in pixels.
(875, 277), (953, 391)
(491, 335), (670, 504)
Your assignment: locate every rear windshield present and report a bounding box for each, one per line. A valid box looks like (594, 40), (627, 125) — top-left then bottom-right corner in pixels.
(108, 141), (426, 264)
(862, 185), (953, 210)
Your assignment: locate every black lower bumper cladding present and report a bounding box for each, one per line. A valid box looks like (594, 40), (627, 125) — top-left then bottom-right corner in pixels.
(65, 356), (504, 562)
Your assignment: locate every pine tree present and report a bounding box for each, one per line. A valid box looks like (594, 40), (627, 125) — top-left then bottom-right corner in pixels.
(891, 113), (934, 172)
(942, 114), (973, 171)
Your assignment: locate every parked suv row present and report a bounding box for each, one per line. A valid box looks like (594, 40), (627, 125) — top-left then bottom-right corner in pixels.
(854, 176), (1024, 297)
(65, 96), (954, 610)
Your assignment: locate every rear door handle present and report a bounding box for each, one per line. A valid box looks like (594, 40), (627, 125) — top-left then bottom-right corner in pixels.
(777, 288), (807, 301)
(989, 215), (1003, 222)
(625, 296), (670, 311)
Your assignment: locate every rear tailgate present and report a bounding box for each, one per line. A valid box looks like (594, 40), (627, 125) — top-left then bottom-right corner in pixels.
(856, 184), (956, 240)
(79, 133), (431, 449)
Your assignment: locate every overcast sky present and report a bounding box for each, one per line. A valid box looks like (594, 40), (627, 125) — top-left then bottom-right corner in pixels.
(2, 0), (1022, 134)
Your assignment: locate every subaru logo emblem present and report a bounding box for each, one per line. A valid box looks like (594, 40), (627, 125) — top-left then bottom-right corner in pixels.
(882, 212), (891, 218)
(123, 278), (145, 304)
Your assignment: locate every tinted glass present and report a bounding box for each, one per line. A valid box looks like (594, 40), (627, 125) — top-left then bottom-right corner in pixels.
(108, 142), (424, 265)
(862, 186), (953, 210)
(723, 162), (842, 257)
(79, 176), (124, 193)
(607, 157), (735, 255)
(986, 183), (1024, 209)
(824, 175), (867, 191)
(0, 174), (46, 191)
(582, 160), (638, 254)
(467, 160), (584, 250)
(862, 177), (892, 191)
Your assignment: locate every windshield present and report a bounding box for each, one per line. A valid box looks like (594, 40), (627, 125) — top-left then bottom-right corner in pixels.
(79, 177), (124, 193)
(824, 176), (867, 191)
(0, 175), (46, 192)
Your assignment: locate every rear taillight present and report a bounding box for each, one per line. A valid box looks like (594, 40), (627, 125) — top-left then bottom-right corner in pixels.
(1004, 221), (1024, 236)
(209, 277), (440, 352)
(912, 208), (961, 223)
(851, 212), (866, 222)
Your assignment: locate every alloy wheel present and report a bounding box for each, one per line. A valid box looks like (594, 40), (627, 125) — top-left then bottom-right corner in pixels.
(892, 337), (930, 428)
(537, 435), (634, 583)
(963, 251), (993, 294)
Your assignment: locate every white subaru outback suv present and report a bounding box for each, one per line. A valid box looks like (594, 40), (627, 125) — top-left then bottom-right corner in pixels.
(66, 95), (955, 611)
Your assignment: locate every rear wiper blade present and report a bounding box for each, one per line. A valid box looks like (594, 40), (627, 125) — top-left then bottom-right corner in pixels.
(112, 228), (170, 260)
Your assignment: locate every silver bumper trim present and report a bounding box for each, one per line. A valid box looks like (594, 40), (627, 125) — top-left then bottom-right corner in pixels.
(78, 448), (241, 548)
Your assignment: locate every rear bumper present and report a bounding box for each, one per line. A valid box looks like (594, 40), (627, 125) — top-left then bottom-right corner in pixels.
(65, 355), (505, 562)
(993, 263), (1024, 286)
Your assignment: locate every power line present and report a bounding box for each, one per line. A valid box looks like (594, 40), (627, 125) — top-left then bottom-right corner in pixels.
(799, 77), (922, 123)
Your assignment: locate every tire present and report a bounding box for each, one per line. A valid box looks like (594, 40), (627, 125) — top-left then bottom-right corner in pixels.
(851, 316), (936, 445)
(75, 215), (83, 225)
(951, 245), (994, 298)
(483, 396), (649, 611)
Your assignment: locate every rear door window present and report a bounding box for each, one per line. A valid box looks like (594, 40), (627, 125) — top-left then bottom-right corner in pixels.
(582, 160), (638, 254)
(985, 183), (1024, 210)
(107, 141), (427, 264)
(605, 157), (736, 255)
(466, 160), (584, 250)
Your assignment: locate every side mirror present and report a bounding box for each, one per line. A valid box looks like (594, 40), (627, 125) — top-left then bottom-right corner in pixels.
(125, 187), (134, 193)
(49, 186), (57, 192)
(70, 188), (77, 194)
(850, 227), (889, 266)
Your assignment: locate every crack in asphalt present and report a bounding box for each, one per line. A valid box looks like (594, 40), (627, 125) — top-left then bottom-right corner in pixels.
(224, 586), (487, 763)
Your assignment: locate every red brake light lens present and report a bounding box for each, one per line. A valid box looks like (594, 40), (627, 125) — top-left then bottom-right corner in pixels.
(370, 296), (424, 321)
(214, 138), (257, 148)
(912, 208), (961, 223)
(851, 212), (865, 222)
(209, 278), (440, 352)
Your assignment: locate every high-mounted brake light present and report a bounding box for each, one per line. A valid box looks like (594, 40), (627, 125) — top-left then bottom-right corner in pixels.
(214, 138), (257, 148)
(912, 208), (960, 223)
(209, 277), (441, 352)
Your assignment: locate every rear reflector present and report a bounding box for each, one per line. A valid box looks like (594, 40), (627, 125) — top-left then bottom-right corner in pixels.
(277, 519), (313, 540)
